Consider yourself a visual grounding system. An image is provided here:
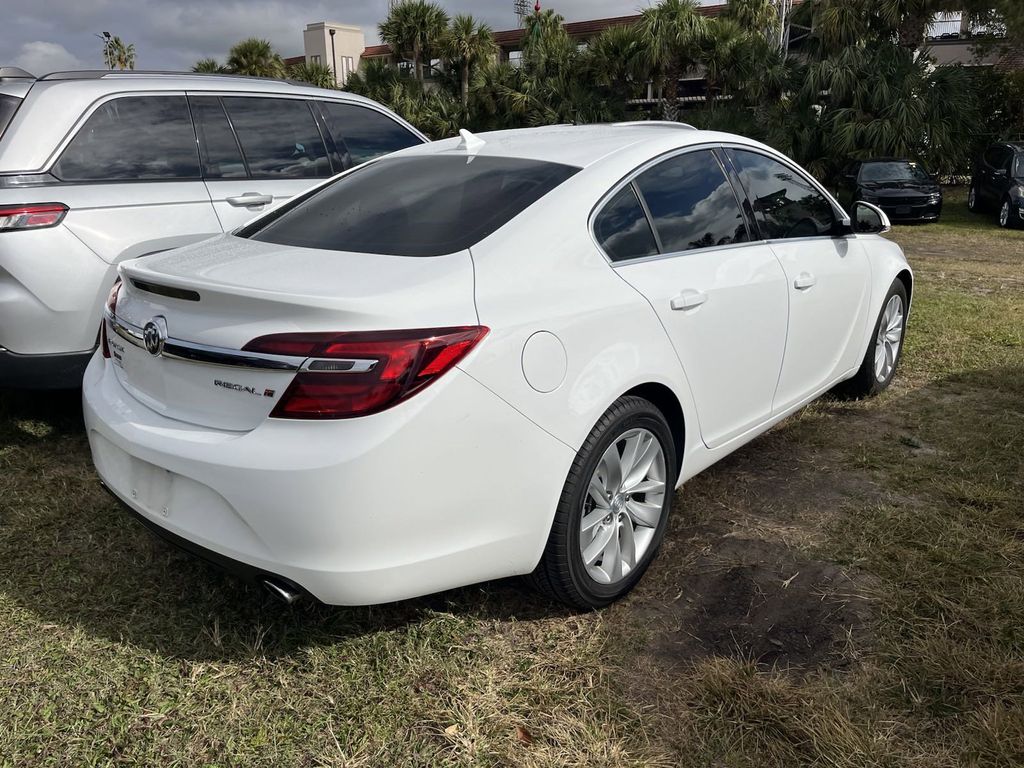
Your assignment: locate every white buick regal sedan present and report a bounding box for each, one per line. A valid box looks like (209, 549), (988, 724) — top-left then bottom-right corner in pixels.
(83, 123), (911, 609)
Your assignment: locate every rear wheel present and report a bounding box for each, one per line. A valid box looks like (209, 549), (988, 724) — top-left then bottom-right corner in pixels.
(528, 396), (677, 610)
(835, 279), (908, 399)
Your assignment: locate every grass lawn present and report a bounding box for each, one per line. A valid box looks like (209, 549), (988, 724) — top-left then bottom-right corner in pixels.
(1, 188), (1022, 766)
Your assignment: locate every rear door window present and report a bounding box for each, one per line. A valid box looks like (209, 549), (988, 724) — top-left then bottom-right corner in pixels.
(319, 102), (422, 165)
(190, 96), (247, 179)
(594, 183), (659, 262)
(222, 97), (331, 179)
(633, 149), (749, 253)
(730, 149), (837, 240)
(243, 155), (580, 256)
(53, 95), (201, 181)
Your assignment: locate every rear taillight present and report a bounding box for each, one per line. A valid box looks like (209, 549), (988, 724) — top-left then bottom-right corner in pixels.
(100, 280), (122, 359)
(242, 326), (489, 419)
(0, 203), (68, 232)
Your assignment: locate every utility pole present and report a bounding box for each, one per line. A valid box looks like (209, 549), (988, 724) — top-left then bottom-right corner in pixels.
(514, 0), (530, 27)
(329, 28), (338, 85)
(777, 0), (794, 53)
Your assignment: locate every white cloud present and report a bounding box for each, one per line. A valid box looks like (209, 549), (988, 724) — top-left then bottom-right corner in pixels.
(13, 41), (85, 75)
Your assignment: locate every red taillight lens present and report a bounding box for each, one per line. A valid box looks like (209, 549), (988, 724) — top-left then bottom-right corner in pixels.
(0, 203), (68, 232)
(242, 326), (489, 419)
(101, 280), (122, 359)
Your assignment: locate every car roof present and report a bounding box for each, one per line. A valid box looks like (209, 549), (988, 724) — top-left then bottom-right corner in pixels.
(395, 123), (763, 168)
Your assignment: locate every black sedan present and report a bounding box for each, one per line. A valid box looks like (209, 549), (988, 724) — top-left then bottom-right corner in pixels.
(836, 159), (943, 223)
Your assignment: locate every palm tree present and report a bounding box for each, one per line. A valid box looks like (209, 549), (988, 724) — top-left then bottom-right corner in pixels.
(723, 0), (781, 43)
(636, 0), (708, 121)
(441, 15), (496, 107)
(192, 58), (224, 73)
(97, 32), (136, 70)
(584, 25), (645, 104)
(699, 18), (756, 109)
(289, 61), (337, 88)
(379, 0), (450, 82)
(226, 38), (285, 78)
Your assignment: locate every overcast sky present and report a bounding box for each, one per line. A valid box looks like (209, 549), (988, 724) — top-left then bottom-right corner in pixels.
(5, 1), (715, 74)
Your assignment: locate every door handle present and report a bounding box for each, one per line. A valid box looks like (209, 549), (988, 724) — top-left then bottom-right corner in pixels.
(670, 289), (708, 311)
(793, 272), (817, 290)
(226, 193), (273, 208)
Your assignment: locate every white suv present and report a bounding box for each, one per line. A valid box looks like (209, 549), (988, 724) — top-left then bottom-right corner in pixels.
(0, 68), (425, 389)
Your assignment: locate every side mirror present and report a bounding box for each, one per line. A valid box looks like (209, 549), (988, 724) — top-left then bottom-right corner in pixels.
(852, 201), (890, 234)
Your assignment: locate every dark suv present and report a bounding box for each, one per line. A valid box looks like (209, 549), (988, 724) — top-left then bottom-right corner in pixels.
(836, 159), (942, 223)
(969, 142), (1024, 229)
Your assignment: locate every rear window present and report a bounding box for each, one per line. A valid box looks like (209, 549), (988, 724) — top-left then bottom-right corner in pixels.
(243, 155), (580, 257)
(0, 94), (21, 138)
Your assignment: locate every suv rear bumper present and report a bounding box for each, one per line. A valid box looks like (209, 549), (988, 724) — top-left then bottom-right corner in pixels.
(0, 347), (95, 389)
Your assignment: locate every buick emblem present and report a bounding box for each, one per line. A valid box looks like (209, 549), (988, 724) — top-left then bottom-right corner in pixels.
(143, 316), (168, 357)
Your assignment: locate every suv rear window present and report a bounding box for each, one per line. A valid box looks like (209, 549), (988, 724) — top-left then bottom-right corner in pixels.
(0, 94), (21, 138)
(243, 155), (580, 257)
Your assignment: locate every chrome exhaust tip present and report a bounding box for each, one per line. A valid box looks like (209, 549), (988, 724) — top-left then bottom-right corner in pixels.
(261, 577), (301, 605)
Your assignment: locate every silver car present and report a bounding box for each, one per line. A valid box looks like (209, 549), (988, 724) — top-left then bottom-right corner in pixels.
(0, 68), (425, 389)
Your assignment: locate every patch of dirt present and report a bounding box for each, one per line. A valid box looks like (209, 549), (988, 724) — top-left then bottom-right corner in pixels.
(636, 534), (871, 671)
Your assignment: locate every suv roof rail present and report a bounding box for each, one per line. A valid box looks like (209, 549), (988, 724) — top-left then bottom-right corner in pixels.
(0, 67), (36, 81)
(38, 70), (297, 84)
(612, 120), (697, 130)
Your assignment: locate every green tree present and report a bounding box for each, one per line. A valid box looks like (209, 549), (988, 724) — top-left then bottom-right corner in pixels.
(699, 18), (757, 109)
(226, 38), (285, 78)
(192, 58), (225, 73)
(379, 0), (450, 82)
(583, 25), (645, 105)
(636, 0), (708, 121)
(441, 15), (496, 107)
(289, 61), (337, 88)
(97, 32), (136, 70)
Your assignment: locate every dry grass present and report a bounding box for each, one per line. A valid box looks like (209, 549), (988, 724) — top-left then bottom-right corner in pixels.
(1, 187), (1022, 766)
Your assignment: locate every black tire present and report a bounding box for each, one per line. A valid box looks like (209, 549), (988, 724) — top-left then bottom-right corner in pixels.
(835, 278), (909, 399)
(528, 395), (677, 610)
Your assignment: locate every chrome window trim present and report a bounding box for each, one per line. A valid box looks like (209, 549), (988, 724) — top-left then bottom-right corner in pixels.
(105, 310), (376, 373)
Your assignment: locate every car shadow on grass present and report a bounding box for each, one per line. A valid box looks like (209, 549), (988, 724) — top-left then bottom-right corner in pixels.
(0, 387), (573, 663)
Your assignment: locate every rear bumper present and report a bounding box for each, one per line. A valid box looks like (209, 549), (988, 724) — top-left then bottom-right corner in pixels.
(82, 354), (575, 605)
(0, 347), (94, 389)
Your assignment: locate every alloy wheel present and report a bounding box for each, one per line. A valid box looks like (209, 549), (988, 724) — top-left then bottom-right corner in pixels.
(968, 186), (976, 210)
(874, 294), (905, 383)
(1000, 201), (1010, 228)
(579, 428), (666, 585)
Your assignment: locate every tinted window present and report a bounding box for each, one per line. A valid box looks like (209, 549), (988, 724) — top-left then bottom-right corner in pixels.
(223, 97), (330, 179)
(859, 161), (930, 183)
(0, 95), (21, 138)
(1015, 152), (1024, 180)
(634, 150), (748, 253)
(53, 96), (200, 181)
(731, 149), (836, 239)
(984, 146), (1011, 170)
(595, 184), (659, 262)
(244, 155), (579, 257)
(190, 96), (246, 179)
(320, 102), (421, 165)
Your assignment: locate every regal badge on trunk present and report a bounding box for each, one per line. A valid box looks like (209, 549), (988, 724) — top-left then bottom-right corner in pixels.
(143, 316), (168, 357)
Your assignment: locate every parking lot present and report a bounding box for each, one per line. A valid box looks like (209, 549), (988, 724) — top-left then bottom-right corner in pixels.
(1, 188), (1022, 766)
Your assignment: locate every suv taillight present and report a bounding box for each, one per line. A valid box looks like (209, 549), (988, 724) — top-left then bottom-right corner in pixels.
(242, 326), (489, 419)
(100, 280), (121, 359)
(0, 203), (68, 232)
